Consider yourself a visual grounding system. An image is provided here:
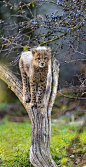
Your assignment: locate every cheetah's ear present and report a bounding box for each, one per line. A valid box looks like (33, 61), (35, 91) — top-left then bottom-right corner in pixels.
(32, 48), (37, 55)
(47, 47), (51, 54)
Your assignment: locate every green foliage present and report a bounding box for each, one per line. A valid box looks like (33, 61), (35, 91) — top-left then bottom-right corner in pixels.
(23, 45), (28, 52)
(32, 3), (34, 8)
(0, 119), (86, 166)
(28, 3), (34, 7)
(0, 102), (8, 108)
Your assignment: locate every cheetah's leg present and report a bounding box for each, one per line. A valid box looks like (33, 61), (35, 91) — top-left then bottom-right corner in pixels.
(30, 81), (37, 108)
(19, 60), (30, 103)
(37, 81), (45, 108)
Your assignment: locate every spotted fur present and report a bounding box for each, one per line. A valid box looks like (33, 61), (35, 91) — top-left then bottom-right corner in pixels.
(19, 46), (51, 108)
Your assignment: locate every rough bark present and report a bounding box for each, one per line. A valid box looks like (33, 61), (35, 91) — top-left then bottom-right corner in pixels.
(0, 59), (60, 167)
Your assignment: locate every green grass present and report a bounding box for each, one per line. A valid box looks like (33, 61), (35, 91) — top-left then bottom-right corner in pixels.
(0, 118), (86, 167)
(0, 103), (8, 108)
(0, 119), (32, 167)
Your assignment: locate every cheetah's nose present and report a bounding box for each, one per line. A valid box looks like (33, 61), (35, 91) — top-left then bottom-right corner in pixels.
(41, 63), (44, 66)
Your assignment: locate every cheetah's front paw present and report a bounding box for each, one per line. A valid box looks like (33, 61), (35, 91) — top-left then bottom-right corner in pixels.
(30, 102), (37, 109)
(37, 102), (45, 108)
(23, 94), (31, 103)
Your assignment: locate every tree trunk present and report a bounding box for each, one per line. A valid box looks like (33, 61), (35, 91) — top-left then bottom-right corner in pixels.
(0, 59), (60, 167)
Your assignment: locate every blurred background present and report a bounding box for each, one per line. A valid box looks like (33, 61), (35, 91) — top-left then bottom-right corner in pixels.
(0, 0), (86, 166)
(0, 0), (86, 121)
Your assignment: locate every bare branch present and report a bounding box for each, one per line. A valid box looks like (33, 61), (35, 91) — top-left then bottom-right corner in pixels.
(48, 59), (60, 112)
(43, 59), (52, 108)
(58, 90), (86, 100)
(0, 62), (23, 103)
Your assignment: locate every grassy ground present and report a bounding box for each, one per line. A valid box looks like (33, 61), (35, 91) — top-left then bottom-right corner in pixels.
(0, 117), (86, 167)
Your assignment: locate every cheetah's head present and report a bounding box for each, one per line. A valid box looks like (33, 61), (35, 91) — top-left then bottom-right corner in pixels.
(32, 46), (51, 68)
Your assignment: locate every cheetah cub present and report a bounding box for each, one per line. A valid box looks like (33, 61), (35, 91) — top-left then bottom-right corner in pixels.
(19, 46), (51, 108)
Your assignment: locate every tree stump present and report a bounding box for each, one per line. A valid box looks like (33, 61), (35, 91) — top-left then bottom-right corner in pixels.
(0, 58), (60, 167)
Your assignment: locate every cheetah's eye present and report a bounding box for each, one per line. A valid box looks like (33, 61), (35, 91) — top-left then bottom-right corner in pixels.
(44, 57), (47, 60)
(37, 57), (40, 60)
